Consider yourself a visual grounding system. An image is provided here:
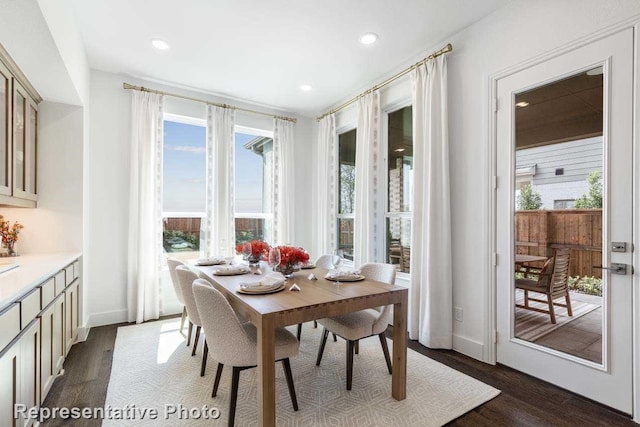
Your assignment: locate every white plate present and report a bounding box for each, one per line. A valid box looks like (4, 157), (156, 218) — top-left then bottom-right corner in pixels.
(237, 284), (285, 295)
(325, 275), (365, 282)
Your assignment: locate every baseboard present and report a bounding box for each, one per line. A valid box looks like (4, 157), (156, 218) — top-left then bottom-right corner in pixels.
(452, 334), (485, 361)
(88, 309), (128, 327)
(77, 325), (90, 342)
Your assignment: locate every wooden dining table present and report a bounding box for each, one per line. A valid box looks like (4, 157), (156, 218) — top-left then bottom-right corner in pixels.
(193, 264), (409, 427)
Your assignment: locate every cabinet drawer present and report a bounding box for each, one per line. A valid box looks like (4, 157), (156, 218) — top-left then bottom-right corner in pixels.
(73, 260), (80, 280)
(19, 287), (40, 329)
(65, 265), (73, 286)
(54, 271), (65, 296)
(0, 303), (20, 352)
(41, 277), (55, 308)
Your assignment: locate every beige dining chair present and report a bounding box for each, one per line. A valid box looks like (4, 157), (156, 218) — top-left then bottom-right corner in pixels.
(192, 279), (299, 427)
(315, 262), (396, 390)
(298, 254), (338, 338)
(515, 248), (572, 324)
(176, 266), (209, 376)
(167, 258), (188, 336)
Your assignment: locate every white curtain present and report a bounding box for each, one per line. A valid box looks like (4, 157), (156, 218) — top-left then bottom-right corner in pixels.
(273, 118), (295, 245)
(315, 114), (336, 256)
(409, 55), (452, 348)
(353, 91), (380, 266)
(127, 91), (164, 324)
(205, 105), (236, 257)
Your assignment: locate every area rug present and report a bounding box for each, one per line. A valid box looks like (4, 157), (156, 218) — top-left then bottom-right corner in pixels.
(515, 289), (600, 342)
(103, 319), (499, 426)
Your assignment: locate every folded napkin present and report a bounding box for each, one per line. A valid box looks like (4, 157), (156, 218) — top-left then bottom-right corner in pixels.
(195, 256), (226, 266)
(213, 265), (250, 275)
(239, 272), (285, 291)
(325, 268), (362, 280)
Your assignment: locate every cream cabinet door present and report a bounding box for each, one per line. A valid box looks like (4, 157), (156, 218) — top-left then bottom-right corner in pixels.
(0, 340), (19, 427)
(52, 295), (65, 374)
(17, 319), (40, 427)
(39, 301), (55, 402)
(64, 281), (79, 355)
(0, 60), (11, 196)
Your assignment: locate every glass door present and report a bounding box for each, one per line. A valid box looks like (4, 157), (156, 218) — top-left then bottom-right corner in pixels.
(495, 28), (633, 413)
(0, 61), (10, 196)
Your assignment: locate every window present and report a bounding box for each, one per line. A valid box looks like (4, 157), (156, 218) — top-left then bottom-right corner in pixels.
(234, 127), (274, 245)
(337, 129), (356, 261)
(162, 115), (207, 262)
(386, 106), (413, 273)
(554, 199), (575, 209)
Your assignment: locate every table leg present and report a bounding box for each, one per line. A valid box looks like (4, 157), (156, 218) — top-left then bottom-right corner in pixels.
(257, 316), (276, 427)
(392, 295), (408, 400)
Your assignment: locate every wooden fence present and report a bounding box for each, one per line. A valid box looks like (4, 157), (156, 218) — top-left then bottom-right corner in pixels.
(163, 217), (202, 235)
(516, 209), (602, 278)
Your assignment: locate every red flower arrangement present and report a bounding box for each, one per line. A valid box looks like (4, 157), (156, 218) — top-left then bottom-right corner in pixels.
(273, 245), (310, 275)
(0, 215), (24, 256)
(235, 240), (270, 262)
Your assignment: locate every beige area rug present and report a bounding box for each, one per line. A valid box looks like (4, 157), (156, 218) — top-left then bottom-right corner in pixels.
(104, 319), (499, 426)
(515, 289), (600, 342)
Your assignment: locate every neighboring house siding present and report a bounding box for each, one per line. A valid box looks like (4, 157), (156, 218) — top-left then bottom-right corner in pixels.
(516, 136), (602, 185)
(516, 136), (602, 210)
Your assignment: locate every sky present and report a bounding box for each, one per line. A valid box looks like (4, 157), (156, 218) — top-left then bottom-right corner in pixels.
(162, 120), (264, 213)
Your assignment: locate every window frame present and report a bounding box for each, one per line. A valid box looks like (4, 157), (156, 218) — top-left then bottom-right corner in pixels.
(233, 125), (275, 245)
(380, 99), (413, 278)
(335, 124), (357, 266)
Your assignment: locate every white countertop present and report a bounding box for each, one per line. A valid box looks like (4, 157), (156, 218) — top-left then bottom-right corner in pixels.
(0, 252), (82, 311)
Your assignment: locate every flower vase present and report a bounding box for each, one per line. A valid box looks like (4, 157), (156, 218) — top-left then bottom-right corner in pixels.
(277, 263), (298, 278)
(4, 240), (17, 257)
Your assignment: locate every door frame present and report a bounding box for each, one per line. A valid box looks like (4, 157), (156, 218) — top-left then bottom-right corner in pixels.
(485, 18), (640, 420)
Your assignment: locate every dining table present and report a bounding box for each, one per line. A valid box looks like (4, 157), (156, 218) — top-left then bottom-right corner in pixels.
(515, 254), (548, 265)
(193, 263), (409, 427)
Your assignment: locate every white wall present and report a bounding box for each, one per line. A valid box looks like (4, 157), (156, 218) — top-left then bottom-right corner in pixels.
(323, 0), (640, 361)
(87, 69), (315, 326)
(1, 101), (83, 253)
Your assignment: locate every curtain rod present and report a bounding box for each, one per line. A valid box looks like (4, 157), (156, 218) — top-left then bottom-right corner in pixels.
(316, 43), (453, 121)
(122, 83), (297, 123)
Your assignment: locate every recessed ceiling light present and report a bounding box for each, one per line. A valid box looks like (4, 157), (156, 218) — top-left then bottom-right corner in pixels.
(394, 148), (405, 152)
(360, 33), (378, 45)
(300, 84), (313, 92)
(151, 39), (170, 50)
(516, 101), (530, 108)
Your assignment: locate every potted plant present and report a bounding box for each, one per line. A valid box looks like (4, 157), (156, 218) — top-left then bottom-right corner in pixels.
(0, 215), (24, 257)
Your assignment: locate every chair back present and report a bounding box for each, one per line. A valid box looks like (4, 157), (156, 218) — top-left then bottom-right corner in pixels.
(359, 263), (396, 328)
(549, 248), (571, 297)
(192, 280), (255, 365)
(315, 254), (334, 269)
(167, 258), (185, 304)
(175, 265), (202, 326)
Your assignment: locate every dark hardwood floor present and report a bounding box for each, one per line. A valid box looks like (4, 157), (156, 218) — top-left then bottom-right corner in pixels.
(41, 322), (634, 426)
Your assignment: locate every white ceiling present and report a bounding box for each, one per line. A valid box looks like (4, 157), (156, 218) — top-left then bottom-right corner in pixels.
(68, 0), (509, 116)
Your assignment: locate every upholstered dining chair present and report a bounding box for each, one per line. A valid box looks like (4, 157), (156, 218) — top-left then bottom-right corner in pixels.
(176, 266), (209, 376)
(315, 262), (396, 390)
(298, 254), (339, 338)
(167, 258), (188, 335)
(515, 248), (572, 324)
(192, 279), (300, 427)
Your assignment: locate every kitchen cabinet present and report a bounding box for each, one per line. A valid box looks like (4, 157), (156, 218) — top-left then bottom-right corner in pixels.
(64, 280), (79, 355)
(17, 319), (39, 427)
(40, 292), (64, 402)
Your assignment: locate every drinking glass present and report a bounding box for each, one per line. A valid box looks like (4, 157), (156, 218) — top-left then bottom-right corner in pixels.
(268, 247), (281, 272)
(242, 241), (252, 261)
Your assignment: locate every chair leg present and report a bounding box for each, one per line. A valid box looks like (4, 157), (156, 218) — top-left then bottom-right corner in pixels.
(229, 367), (241, 427)
(547, 295), (557, 324)
(200, 339), (208, 377)
(297, 323), (302, 341)
(212, 363), (224, 397)
(332, 333), (338, 342)
(316, 328), (329, 366)
(180, 307), (187, 334)
(313, 320), (318, 328)
(346, 340), (354, 391)
(565, 292), (573, 316)
(192, 326), (201, 356)
(282, 358), (299, 411)
(187, 321), (193, 346)
(379, 333), (392, 374)
(354, 340), (359, 354)
(524, 290), (529, 308)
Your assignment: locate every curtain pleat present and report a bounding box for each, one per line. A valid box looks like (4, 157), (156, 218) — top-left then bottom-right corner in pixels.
(127, 91), (164, 324)
(206, 105), (236, 257)
(354, 91), (380, 266)
(315, 114), (336, 256)
(409, 55), (453, 348)
(273, 118), (296, 245)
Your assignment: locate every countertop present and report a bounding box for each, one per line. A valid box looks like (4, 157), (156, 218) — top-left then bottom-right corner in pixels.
(0, 252), (82, 312)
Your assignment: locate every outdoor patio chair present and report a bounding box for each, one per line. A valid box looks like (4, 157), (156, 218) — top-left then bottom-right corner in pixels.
(515, 248), (573, 324)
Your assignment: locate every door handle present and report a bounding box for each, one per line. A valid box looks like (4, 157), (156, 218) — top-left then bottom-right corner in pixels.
(593, 263), (629, 275)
